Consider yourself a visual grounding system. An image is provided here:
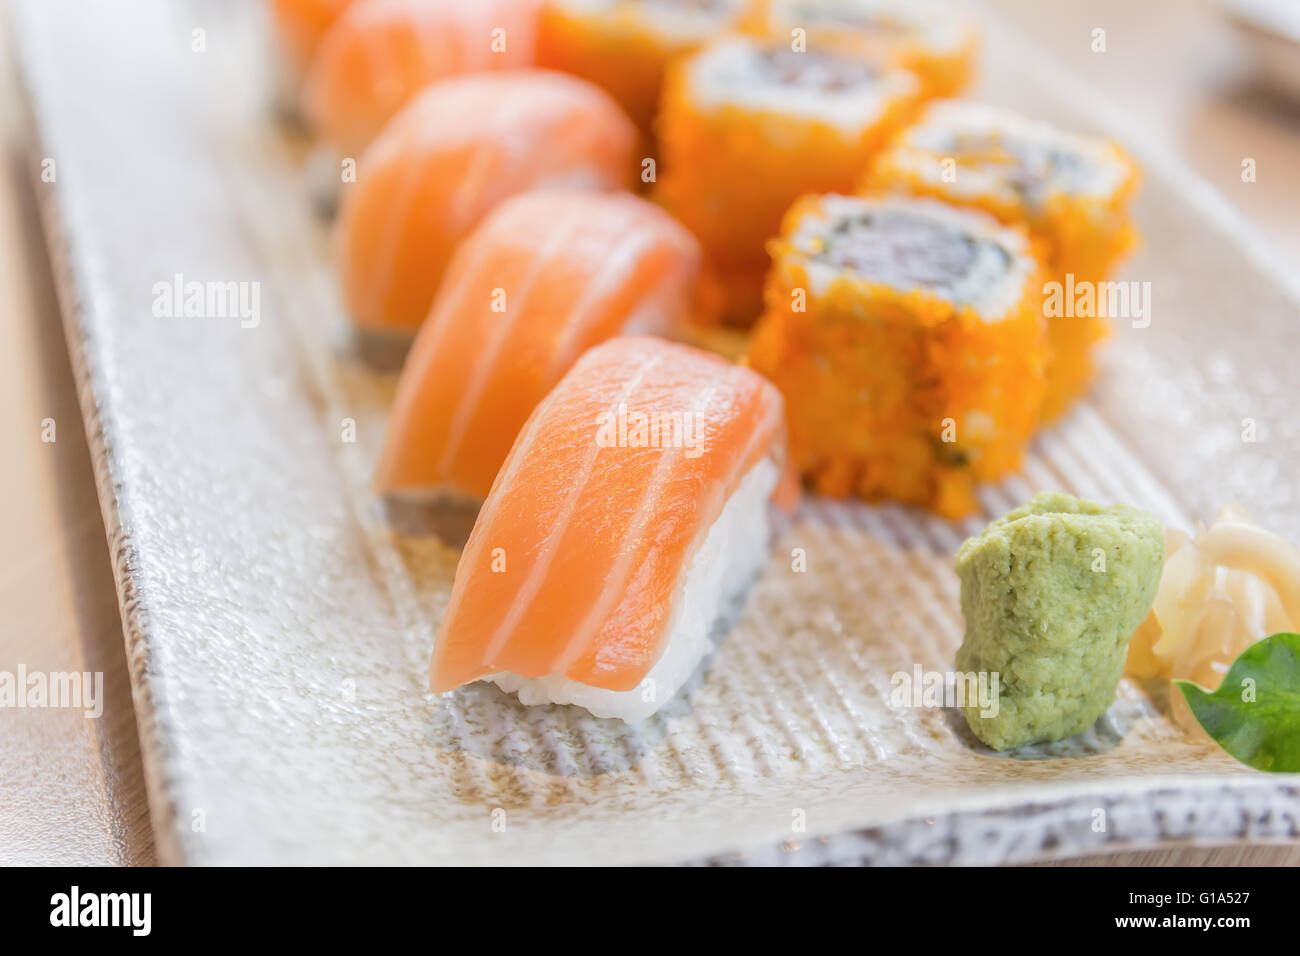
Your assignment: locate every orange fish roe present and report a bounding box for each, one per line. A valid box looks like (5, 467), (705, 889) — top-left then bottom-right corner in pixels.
(746, 195), (1049, 519)
(537, 0), (748, 143)
(656, 34), (923, 327)
(862, 101), (1141, 419)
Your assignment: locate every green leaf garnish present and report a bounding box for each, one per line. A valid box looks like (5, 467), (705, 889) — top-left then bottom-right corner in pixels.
(1173, 632), (1300, 773)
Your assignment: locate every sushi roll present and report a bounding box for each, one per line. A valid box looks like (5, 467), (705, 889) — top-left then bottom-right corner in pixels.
(656, 34), (922, 326)
(741, 0), (978, 99)
(537, 0), (749, 141)
(746, 195), (1049, 519)
(429, 336), (795, 722)
(301, 0), (541, 159)
(374, 190), (703, 502)
(862, 101), (1141, 418)
(337, 70), (638, 336)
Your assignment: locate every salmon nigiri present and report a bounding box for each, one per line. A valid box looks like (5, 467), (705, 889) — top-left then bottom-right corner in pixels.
(338, 70), (638, 335)
(269, 0), (357, 84)
(375, 191), (702, 501)
(429, 336), (796, 722)
(301, 0), (541, 158)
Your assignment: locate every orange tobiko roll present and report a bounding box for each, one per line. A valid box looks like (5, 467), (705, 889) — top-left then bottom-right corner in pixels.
(863, 101), (1141, 417)
(301, 0), (541, 157)
(747, 195), (1049, 519)
(537, 0), (749, 140)
(656, 33), (922, 326)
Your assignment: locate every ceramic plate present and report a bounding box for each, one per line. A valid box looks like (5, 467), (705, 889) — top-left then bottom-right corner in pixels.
(12, 0), (1300, 864)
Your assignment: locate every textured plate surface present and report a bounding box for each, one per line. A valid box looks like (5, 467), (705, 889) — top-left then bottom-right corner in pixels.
(12, 0), (1300, 865)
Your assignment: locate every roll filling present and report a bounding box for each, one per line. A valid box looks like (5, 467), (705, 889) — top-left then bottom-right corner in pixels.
(743, 0), (978, 98)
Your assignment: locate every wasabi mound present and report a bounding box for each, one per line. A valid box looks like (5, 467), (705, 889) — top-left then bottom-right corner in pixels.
(955, 491), (1164, 750)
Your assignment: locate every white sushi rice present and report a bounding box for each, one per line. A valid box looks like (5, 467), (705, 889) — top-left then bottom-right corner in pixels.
(686, 35), (918, 134)
(767, 0), (974, 55)
(487, 457), (779, 722)
(791, 194), (1039, 320)
(894, 101), (1132, 208)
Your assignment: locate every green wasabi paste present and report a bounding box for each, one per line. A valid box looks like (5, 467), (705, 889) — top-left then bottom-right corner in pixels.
(955, 492), (1165, 750)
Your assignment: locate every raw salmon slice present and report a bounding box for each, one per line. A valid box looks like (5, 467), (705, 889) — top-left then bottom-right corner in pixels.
(375, 190), (702, 500)
(337, 69), (638, 334)
(429, 337), (796, 721)
(300, 0), (541, 156)
(269, 0), (357, 80)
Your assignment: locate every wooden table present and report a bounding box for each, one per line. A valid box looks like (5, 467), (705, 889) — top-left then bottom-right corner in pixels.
(0, 10), (155, 864)
(1, 0), (1296, 866)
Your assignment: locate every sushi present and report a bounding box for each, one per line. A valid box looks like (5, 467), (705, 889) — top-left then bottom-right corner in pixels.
(862, 101), (1140, 418)
(741, 0), (978, 99)
(656, 33), (922, 325)
(746, 195), (1049, 519)
(374, 190), (703, 501)
(300, 0), (541, 159)
(268, 0), (357, 89)
(337, 70), (638, 335)
(429, 336), (795, 722)
(537, 0), (749, 141)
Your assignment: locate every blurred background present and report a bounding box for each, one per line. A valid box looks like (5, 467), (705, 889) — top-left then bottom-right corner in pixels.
(1, 0), (1297, 866)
